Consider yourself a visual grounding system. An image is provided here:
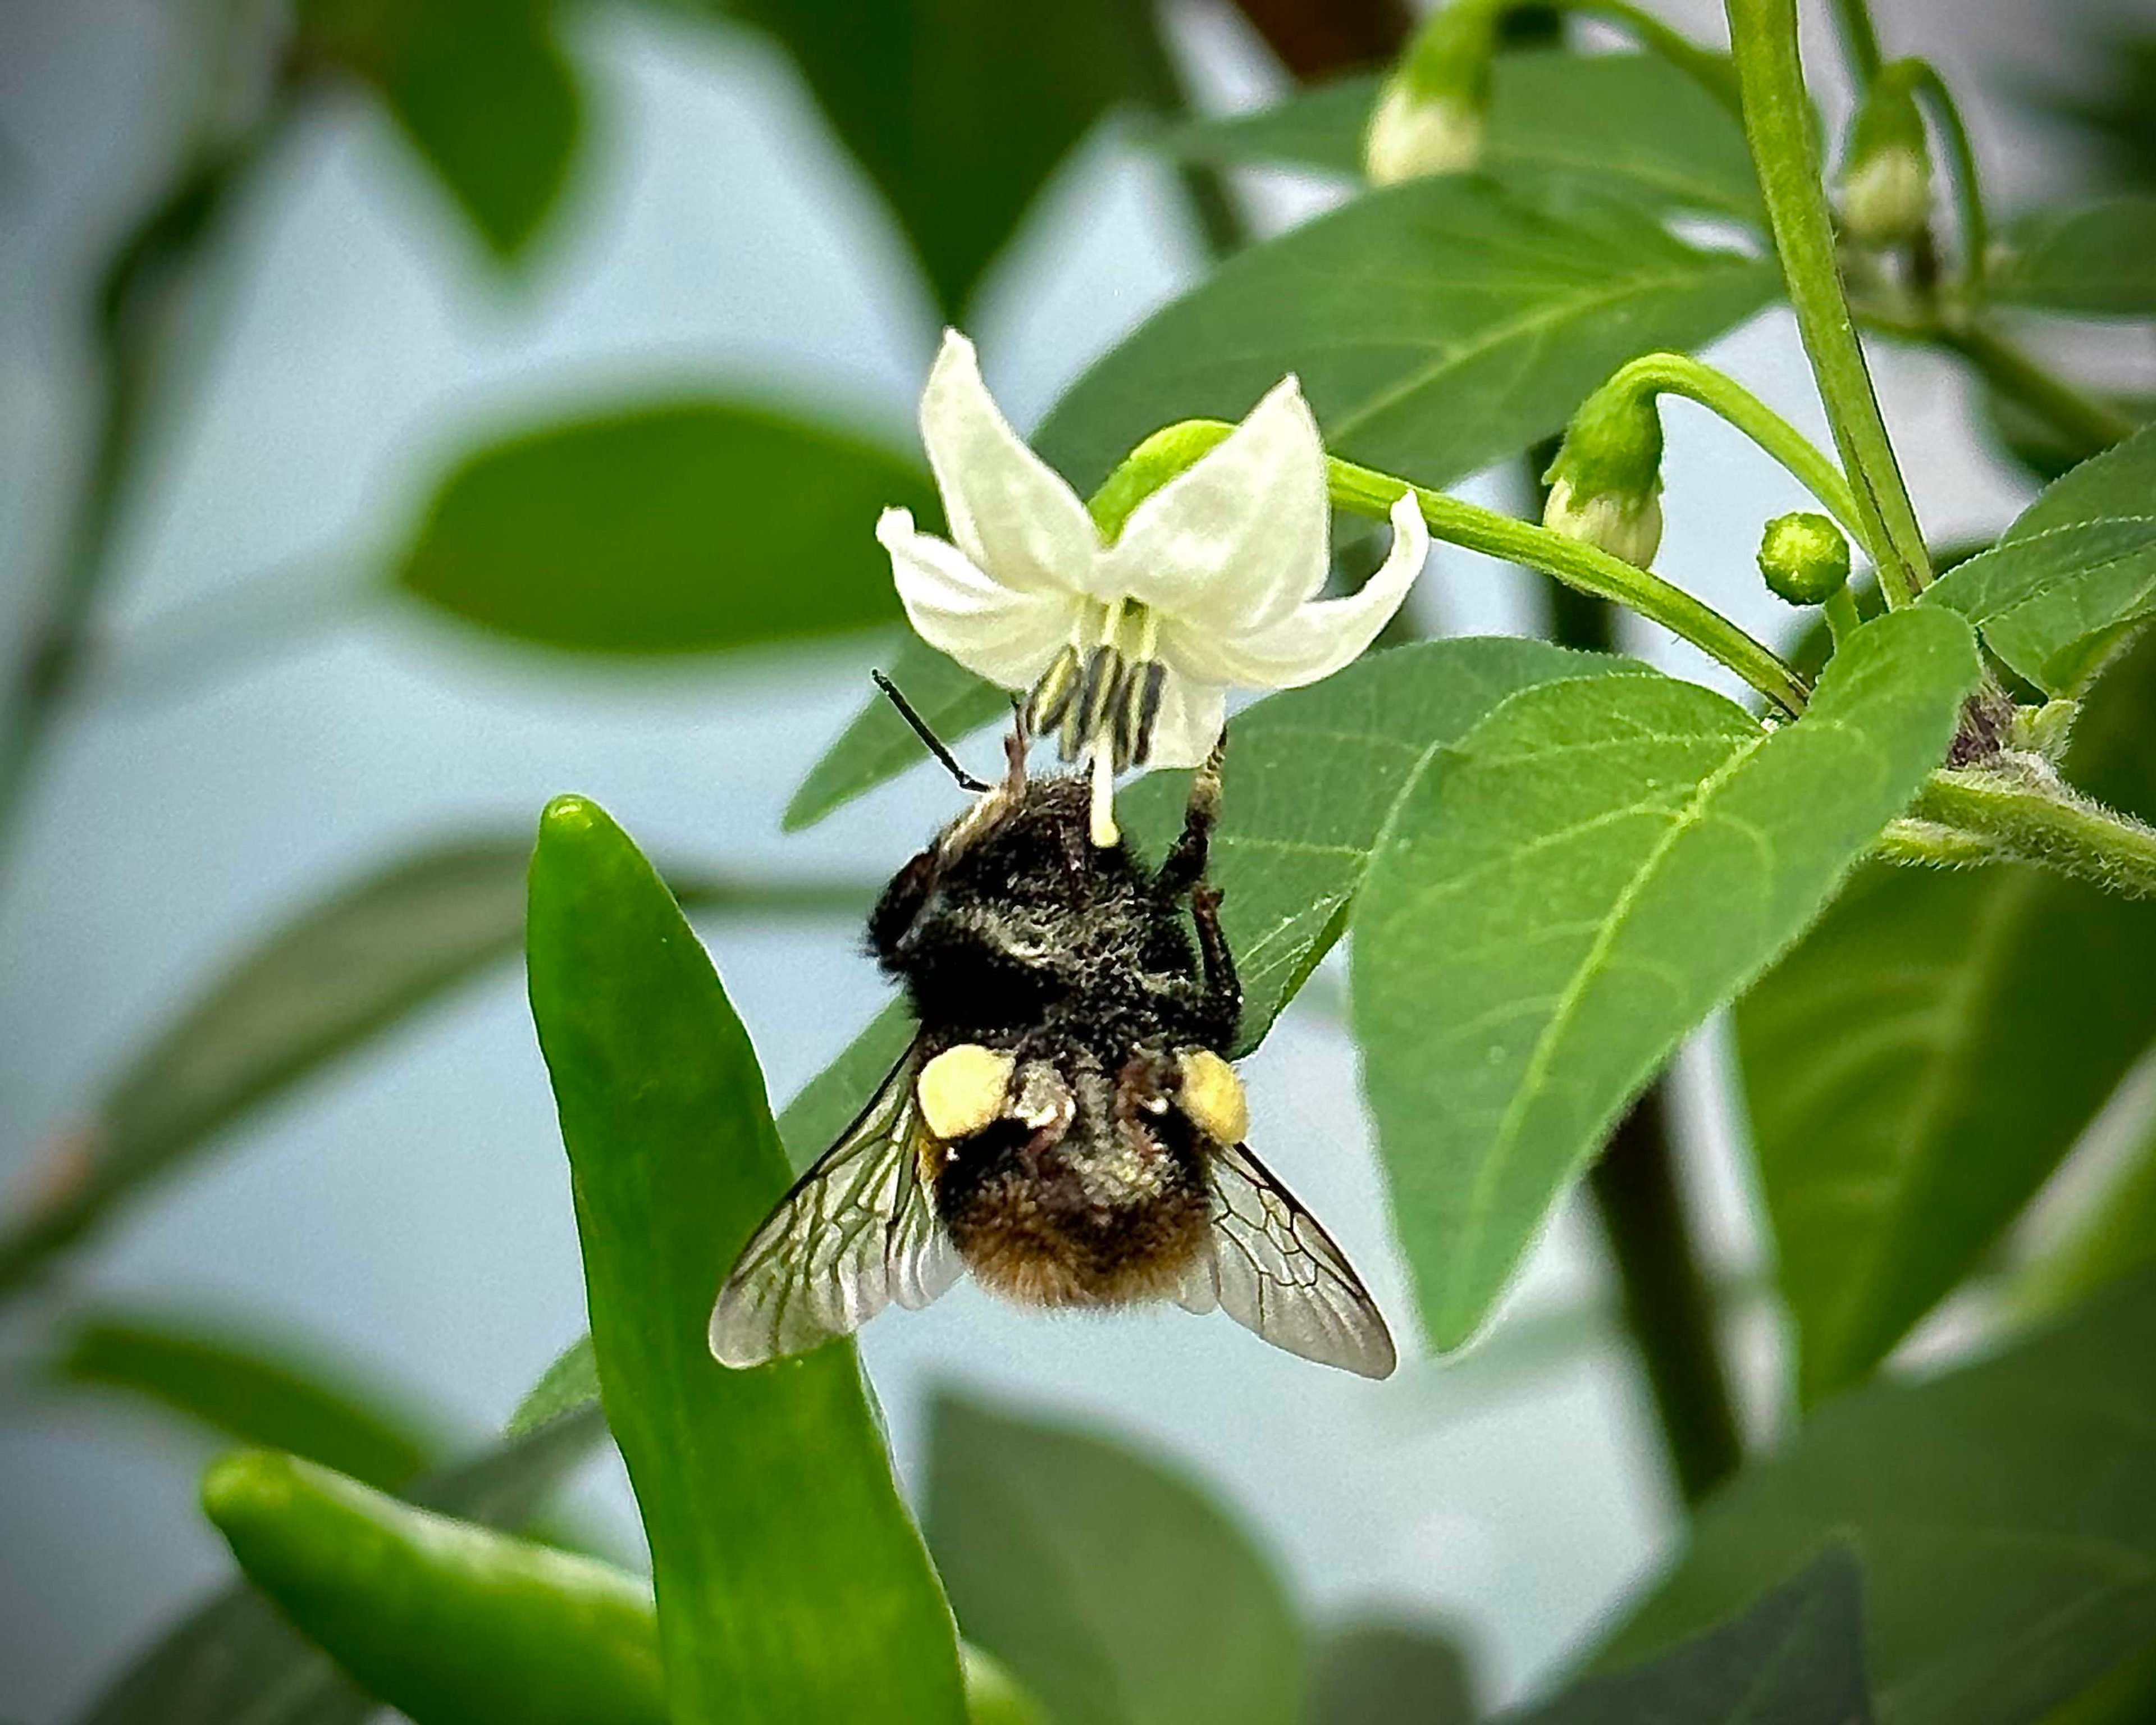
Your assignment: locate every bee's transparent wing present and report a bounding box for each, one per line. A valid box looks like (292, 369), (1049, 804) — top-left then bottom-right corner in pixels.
(1180, 1142), (1397, 1380)
(709, 1037), (965, 1368)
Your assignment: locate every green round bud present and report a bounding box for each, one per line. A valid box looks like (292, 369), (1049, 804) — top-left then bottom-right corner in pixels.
(1837, 62), (1934, 248)
(1757, 511), (1851, 605)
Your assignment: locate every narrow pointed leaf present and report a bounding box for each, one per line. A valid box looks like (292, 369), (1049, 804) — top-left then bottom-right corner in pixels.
(1599, 1271), (2156, 1725)
(0, 837), (862, 1301)
(51, 1311), (441, 1490)
(1032, 177), (1778, 495)
(1521, 1548), (1869, 1725)
(1989, 197), (2156, 316)
(396, 402), (933, 654)
(72, 1407), (605, 1725)
(927, 1394), (1302, 1725)
(1353, 611), (1980, 1349)
(526, 795), (965, 1725)
(203, 1449), (667, 1725)
(298, 0), (579, 259)
(1162, 53), (1761, 223)
(1922, 424), (2156, 695)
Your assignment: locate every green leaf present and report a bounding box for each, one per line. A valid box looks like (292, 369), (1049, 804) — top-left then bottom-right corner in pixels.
(1989, 197), (2156, 316)
(396, 401), (934, 654)
(203, 1449), (667, 1725)
(1525, 1548), (1868, 1725)
(504, 1335), (599, 1440)
(926, 1393), (1302, 1725)
(1162, 53), (1762, 223)
(1031, 177), (1778, 496)
(2014, 1112), (2156, 1325)
(72, 1407), (605, 1725)
(1922, 424), (2156, 695)
(725, 0), (1164, 316)
(526, 795), (965, 1725)
(1981, 383), (2154, 486)
(1598, 1271), (2156, 1725)
(1738, 862), (2156, 1402)
(1353, 610), (1980, 1350)
(299, 0), (579, 259)
(1309, 1622), (1476, 1725)
(784, 633), (1010, 832)
(0, 836), (857, 1301)
(51, 1311), (441, 1490)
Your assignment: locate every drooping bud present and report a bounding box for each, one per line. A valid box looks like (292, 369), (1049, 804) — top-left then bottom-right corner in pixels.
(1837, 61), (1934, 249)
(1756, 512), (1851, 605)
(1541, 376), (1665, 569)
(1363, 0), (1500, 184)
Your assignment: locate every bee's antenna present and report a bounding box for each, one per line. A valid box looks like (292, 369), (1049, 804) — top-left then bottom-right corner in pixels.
(873, 670), (992, 792)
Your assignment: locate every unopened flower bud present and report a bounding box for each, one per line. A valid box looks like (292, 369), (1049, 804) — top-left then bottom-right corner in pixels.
(1837, 62), (1933, 249)
(1541, 376), (1665, 568)
(1363, 0), (1499, 184)
(2009, 698), (2079, 762)
(1756, 512), (1851, 605)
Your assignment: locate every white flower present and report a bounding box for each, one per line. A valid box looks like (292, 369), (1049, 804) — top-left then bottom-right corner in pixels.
(1363, 81), (1484, 184)
(878, 331), (1429, 845)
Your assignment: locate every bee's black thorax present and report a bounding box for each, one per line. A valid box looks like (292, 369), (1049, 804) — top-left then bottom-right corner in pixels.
(869, 775), (1231, 1061)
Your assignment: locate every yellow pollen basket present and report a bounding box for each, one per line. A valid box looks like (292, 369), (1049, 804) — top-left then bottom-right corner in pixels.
(1176, 1048), (1249, 1147)
(916, 1044), (1016, 1142)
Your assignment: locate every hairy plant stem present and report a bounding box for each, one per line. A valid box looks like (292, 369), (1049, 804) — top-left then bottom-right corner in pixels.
(1091, 421), (1812, 716)
(1725, 0), (1931, 606)
(1913, 767), (2156, 898)
(1543, 556), (1744, 1511)
(1596, 351), (1864, 540)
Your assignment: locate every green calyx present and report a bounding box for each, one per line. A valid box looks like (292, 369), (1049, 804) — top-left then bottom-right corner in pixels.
(1541, 378), (1666, 567)
(1838, 60), (1934, 248)
(1757, 511), (1851, 605)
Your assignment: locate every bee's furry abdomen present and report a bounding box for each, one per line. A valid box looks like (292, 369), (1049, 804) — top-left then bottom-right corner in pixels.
(932, 1098), (1212, 1308)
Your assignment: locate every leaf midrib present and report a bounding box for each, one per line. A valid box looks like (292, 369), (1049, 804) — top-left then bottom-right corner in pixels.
(1446, 723), (1769, 1321)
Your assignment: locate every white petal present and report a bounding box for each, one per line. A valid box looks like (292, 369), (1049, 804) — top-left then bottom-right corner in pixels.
(1097, 375), (1330, 632)
(1144, 676), (1228, 772)
(1156, 491), (1428, 688)
(919, 330), (1098, 600)
(878, 509), (1079, 688)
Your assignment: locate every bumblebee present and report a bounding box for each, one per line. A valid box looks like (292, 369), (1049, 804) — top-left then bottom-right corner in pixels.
(709, 693), (1396, 1379)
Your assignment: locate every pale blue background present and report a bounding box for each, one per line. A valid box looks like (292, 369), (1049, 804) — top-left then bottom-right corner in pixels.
(0, 0), (2127, 1717)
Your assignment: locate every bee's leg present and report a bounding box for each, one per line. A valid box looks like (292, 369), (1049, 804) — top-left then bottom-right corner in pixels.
(1190, 882), (1241, 1048)
(1157, 730), (1226, 899)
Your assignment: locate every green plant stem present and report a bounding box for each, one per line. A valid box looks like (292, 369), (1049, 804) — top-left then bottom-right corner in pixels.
(1939, 321), (2139, 455)
(1091, 421), (1812, 716)
(1586, 1087), (1746, 1505)
(1906, 61), (1987, 294)
(1538, 0), (1743, 116)
(1825, 0), (1882, 87)
(1913, 768), (2156, 898)
(1726, 0), (1931, 605)
(1822, 584), (1862, 650)
(0, 113), (282, 880)
(1599, 351), (1865, 540)
(1872, 815), (2006, 868)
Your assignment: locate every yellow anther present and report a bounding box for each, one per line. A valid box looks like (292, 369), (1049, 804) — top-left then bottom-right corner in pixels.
(916, 1044), (1016, 1142)
(1176, 1048), (1249, 1146)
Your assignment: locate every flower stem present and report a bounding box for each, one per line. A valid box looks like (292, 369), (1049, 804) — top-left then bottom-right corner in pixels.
(1597, 352), (1865, 540)
(1826, 0), (1883, 86)
(1540, 0), (1743, 115)
(1091, 421), (1811, 716)
(1906, 61), (1988, 295)
(1912, 768), (2156, 898)
(1725, 0), (1931, 606)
